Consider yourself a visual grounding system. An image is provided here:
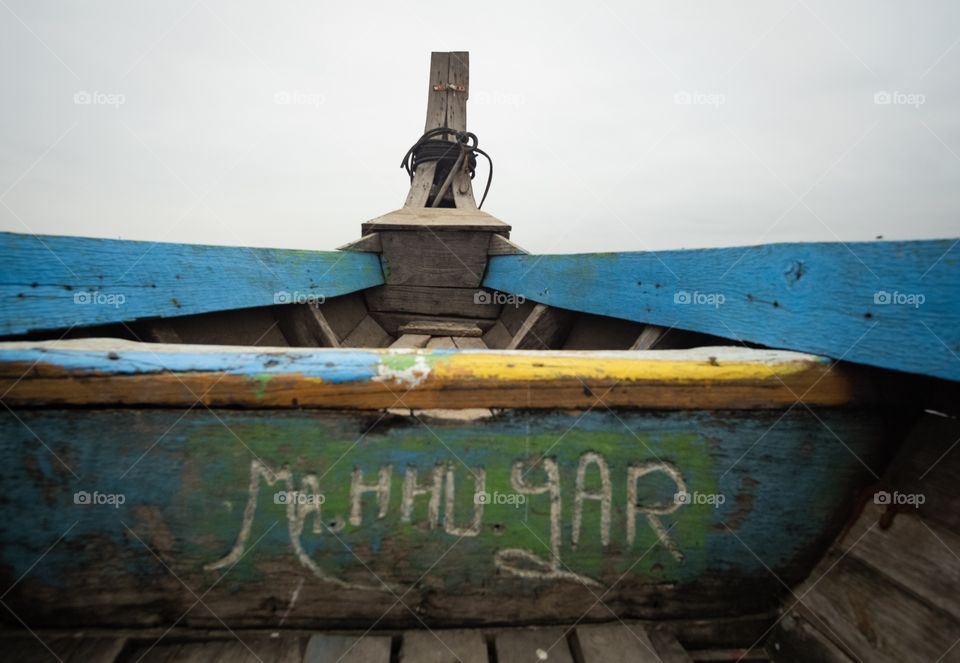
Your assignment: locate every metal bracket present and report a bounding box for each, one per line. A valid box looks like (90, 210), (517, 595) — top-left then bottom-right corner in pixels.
(432, 83), (467, 92)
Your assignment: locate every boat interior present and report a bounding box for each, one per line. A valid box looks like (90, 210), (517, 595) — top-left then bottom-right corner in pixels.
(2, 208), (733, 354)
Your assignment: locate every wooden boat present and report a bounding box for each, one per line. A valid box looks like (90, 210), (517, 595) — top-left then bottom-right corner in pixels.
(1, 52), (958, 660)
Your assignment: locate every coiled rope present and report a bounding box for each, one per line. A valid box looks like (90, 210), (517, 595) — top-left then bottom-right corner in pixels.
(400, 128), (493, 208)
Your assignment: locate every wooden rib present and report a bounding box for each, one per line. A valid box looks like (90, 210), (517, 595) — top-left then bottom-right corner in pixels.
(275, 303), (340, 348)
(631, 324), (669, 350)
(507, 304), (573, 350)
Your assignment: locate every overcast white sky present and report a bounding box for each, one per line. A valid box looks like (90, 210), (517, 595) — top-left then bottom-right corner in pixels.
(1, 1), (958, 254)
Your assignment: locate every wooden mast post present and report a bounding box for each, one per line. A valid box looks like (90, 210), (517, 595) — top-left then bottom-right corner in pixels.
(336, 52), (523, 345)
(404, 51), (476, 209)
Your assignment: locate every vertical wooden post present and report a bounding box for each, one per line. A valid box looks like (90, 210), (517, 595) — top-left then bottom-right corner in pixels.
(404, 51), (477, 209)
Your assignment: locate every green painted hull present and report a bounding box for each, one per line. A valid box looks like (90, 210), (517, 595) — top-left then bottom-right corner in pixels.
(0, 406), (900, 626)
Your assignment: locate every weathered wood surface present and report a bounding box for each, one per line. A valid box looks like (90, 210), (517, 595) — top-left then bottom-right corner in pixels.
(379, 230), (492, 288)
(446, 52), (478, 210)
(400, 51), (477, 210)
(426, 335), (456, 349)
(768, 412), (960, 663)
(452, 336), (487, 349)
(127, 637), (304, 662)
(341, 315), (392, 348)
(481, 320), (512, 349)
(317, 293), (369, 344)
(769, 613), (856, 663)
(390, 334), (430, 349)
(404, 160), (437, 208)
(139, 307), (290, 347)
(483, 241), (960, 381)
(337, 233), (382, 253)
(0, 396), (897, 626)
(275, 303), (340, 348)
(791, 554), (960, 663)
(488, 234), (528, 255)
(372, 312), (494, 337)
(398, 320), (483, 337)
(768, 413), (960, 663)
(839, 502), (960, 622)
(880, 412), (960, 532)
(575, 623), (659, 662)
(500, 299), (537, 337)
(506, 304), (574, 350)
(0, 340), (891, 410)
(303, 634), (391, 662)
(0, 618), (779, 663)
(562, 314), (645, 350)
(0, 636), (127, 662)
(631, 325), (669, 351)
(495, 629), (575, 663)
(363, 208), (510, 234)
(365, 285), (500, 319)
(0, 231), (384, 337)
(688, 648), (770, 662)
(649, 627), (695, 662)
(399, 629), (487, 663)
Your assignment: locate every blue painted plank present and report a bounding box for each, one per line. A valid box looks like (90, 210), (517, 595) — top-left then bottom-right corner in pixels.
(483, 240), (960, 381)
(0, 231), (384, 335)
(0, 406), (895, 625)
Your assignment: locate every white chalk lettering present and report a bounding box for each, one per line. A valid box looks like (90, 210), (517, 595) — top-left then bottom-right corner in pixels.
(401, 464), (444, 528)
(495, 458), (601, 586)
(204, 460), (388, 591)
(443, 465), (486, 536)
(210, 452), (696, 590)
(572, 452), (612, 548)
(349, 465), (392, 527)
(626, 461), (686, 562)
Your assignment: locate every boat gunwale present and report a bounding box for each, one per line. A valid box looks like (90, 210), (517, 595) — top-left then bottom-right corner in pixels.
(0, 338), (882, 410)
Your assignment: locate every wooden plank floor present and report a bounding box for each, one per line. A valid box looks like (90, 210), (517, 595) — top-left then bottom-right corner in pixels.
(0, 625), (772, 662)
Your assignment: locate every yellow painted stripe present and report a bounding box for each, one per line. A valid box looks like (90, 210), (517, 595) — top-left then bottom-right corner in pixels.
(432, 353), (822, 383)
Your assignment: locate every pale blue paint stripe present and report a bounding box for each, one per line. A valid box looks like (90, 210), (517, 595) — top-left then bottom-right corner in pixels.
(0, 347), (382, 383)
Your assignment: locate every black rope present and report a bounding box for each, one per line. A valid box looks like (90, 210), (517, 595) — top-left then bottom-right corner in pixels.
(400, 128), (493, 208)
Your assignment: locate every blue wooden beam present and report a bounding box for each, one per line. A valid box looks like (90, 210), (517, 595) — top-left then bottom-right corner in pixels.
(0, 232), (384, 336)
(483, 240), (960, 381)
